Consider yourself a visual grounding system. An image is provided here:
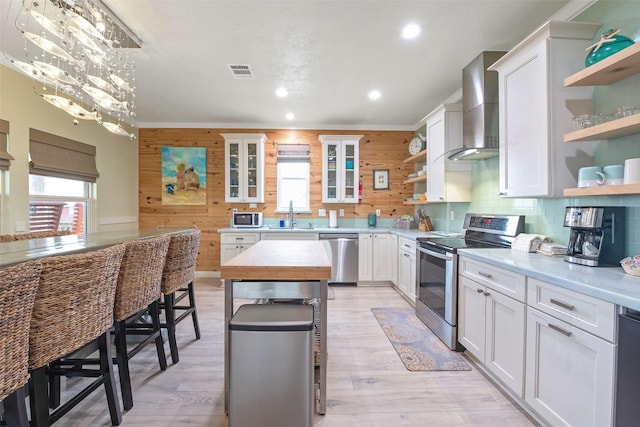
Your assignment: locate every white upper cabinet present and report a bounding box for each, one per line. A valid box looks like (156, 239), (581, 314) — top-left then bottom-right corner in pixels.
(489, 21), (600, 198)
(319, 135), (362, 203)
(424, 104), (470, 202)
(222, 133), (267, 203)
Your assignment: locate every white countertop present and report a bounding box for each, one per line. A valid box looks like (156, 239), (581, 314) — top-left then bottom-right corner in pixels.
(459, 248), (640, 311)
(217, 226), (455, 240)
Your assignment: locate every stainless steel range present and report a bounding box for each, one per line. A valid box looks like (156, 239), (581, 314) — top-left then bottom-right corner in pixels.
(415, 213), (525, 351)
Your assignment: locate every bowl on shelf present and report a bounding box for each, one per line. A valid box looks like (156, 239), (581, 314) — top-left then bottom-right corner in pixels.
(585, 29), (635, 67)
(621, 256), (640, 276)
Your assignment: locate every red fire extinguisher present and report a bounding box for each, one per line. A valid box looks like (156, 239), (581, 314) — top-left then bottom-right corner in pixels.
(358, 181), (363, 203)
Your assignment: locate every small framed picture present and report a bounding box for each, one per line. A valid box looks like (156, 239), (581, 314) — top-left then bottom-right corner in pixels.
(373, 169), (389, 190)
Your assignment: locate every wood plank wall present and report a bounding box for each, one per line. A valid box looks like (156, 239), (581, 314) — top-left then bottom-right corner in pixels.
(138, 128), (415, 271)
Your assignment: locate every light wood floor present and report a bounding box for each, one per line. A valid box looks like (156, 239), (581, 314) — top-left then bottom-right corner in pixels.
(58, 279), (538, 426)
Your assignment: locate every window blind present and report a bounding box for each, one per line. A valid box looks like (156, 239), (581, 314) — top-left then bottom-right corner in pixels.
(0, 119), (14, 172)
(29, 129), (99, 182)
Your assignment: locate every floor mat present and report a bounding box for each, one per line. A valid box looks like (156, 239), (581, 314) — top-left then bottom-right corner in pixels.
(371, 307), (471, 371)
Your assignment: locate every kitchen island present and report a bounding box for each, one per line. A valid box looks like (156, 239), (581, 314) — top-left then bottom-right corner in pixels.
(220, 240), (331, 415)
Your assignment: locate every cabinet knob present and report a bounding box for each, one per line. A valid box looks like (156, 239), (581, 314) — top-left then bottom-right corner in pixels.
(483, 291), (490, 296)
(476, 288), (484, 293)
(498, 191), (507, 196)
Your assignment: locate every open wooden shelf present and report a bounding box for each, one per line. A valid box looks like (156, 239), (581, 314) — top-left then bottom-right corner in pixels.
(403, 200), (426, 205)
(403, 175), (426, 185)
(563, 183), (640, 197)
(563, 113), (640, 142)
(403, 149), (427, 164)
(563, 43), (640, 87)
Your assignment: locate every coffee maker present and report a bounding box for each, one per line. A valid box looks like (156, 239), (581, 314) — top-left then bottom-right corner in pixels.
(563, 206), (625, 267)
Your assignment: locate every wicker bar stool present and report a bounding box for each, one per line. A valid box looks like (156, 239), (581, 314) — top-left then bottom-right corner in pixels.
(28, 244), (125, 427)
(0, 261), (42, 427)
(113, 235), (171, 410)
(160, 229), (201, 364)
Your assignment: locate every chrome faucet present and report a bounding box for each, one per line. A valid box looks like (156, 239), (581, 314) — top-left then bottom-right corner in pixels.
(288, 200), (294, 229)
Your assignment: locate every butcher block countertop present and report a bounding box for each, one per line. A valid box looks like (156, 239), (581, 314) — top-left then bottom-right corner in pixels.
(220, 240), (331, 281)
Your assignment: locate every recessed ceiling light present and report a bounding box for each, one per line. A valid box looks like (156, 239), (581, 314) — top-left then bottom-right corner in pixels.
(368, 90), (381, 100)
(276, 87), (288, 97)
(402, 23), (421, 39)
(286, 112), (295, 120)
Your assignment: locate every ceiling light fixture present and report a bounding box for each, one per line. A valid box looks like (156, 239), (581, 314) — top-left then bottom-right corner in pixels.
(368, 90), (381, 100)
(286, 112), (295, 120)
(402, 23), (421, 39)
(275, 87), (288, 97)
(5, 0), (141, 139)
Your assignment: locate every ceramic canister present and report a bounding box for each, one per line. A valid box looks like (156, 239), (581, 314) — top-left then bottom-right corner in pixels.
(603, 164), (624, 185)
(624, 158), (640, 184)
(578, 166), (605, 187)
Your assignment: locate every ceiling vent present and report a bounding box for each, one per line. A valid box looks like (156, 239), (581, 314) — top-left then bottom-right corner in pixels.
(228, 64), (255, 79)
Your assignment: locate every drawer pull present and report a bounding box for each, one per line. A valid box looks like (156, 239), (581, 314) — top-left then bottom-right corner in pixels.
(478, 271), (493, 279)
(550, 298), (575, 311)
(235, 237), (244, 240)
(476, 288), (484, 293)
(548, 323), (572, 337)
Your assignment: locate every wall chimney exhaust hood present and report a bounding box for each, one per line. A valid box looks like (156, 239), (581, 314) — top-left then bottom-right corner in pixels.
(448, 51), (506, 161)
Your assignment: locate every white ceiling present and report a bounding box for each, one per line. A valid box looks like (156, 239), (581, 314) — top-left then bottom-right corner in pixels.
(1, 0), (599, 131)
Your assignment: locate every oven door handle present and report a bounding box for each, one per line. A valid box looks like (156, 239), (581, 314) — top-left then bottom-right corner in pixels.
(418, 246), (453, 262)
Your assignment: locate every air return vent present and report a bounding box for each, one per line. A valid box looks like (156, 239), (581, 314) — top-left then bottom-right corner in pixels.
(228, 64), (255, 79)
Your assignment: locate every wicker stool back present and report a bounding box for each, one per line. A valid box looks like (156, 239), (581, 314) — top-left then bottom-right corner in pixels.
(0, 261), (42, 427)
(28, 244), (126, 427)
(113, 235), (171, 410)
(160, 229), (201, 363)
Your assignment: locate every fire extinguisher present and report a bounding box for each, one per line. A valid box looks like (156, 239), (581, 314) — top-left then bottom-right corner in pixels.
(358, 181), (363, 203)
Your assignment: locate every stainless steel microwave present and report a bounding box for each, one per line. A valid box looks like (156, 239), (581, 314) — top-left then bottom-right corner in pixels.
(232, 212), (263, 228)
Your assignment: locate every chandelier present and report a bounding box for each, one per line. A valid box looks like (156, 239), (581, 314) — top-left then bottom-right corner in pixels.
(4, 0), (141, 140)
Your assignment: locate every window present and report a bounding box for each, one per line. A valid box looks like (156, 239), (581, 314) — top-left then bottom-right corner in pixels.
(276, 145), (310, 212)
(29, 175), (89, 234)
(28, 129), (98, 234)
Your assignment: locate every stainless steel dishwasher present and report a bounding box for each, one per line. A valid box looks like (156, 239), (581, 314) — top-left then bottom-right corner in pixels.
(319, 233), (358, 284)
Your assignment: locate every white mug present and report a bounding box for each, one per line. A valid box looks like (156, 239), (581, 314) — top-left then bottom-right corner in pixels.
(624, 158), (640, 185)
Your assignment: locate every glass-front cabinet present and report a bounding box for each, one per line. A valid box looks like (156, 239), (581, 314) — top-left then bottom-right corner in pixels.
(222, 133), (267, 203)
(319, 135), (362, 203)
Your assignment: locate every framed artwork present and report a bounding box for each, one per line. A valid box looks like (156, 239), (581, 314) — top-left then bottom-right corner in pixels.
(161, 147), (207, 205)
(373, 169), (389, 190)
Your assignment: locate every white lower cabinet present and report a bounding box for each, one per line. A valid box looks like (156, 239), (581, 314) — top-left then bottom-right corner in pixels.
(396, 237), (416, 301)
(525, 279), (616, 427)
(390, 234), (398, 286)
(359, 233), (393, 282)
(220, 233), (260, 265)
(458, 273), (526, 397)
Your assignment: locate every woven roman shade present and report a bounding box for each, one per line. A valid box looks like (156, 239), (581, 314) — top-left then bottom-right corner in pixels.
(29, 129), (99, 182)
(0, 119), (14, 172)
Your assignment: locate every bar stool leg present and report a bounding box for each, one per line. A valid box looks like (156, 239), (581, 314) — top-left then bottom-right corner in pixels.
(164, 293), (180, 364)
(187, 282), (201, 339)
(113, 320), (134, 411)
(149, 300), (167, 370)
(3, 386), (29, 427)
(28, 366), (50, 427)
(98, 332), (122, 425)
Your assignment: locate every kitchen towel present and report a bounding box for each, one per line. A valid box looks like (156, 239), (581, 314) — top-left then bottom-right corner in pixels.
(511, 233), (550, 253)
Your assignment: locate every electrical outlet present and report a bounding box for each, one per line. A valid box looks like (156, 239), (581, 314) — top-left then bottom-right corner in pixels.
(450, 210), (455, 221)
(376, 209), (381, 217)
(319, 209), (326, 217)
(339, 209), (344, 217)
(249, 203), (257, 208)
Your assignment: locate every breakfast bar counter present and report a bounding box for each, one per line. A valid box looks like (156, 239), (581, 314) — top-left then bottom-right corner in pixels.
(220, 240), (331, 415)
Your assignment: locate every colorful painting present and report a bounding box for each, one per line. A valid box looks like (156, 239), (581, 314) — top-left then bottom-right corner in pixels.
(161, 147), (207, 205)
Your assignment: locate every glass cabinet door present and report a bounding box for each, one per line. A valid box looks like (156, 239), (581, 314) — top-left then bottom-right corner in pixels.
(320, 135), (361, 203)
(222, 134), (266, 203)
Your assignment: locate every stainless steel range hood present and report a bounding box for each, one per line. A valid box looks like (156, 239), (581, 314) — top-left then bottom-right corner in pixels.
(449, 51), (506, 161)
